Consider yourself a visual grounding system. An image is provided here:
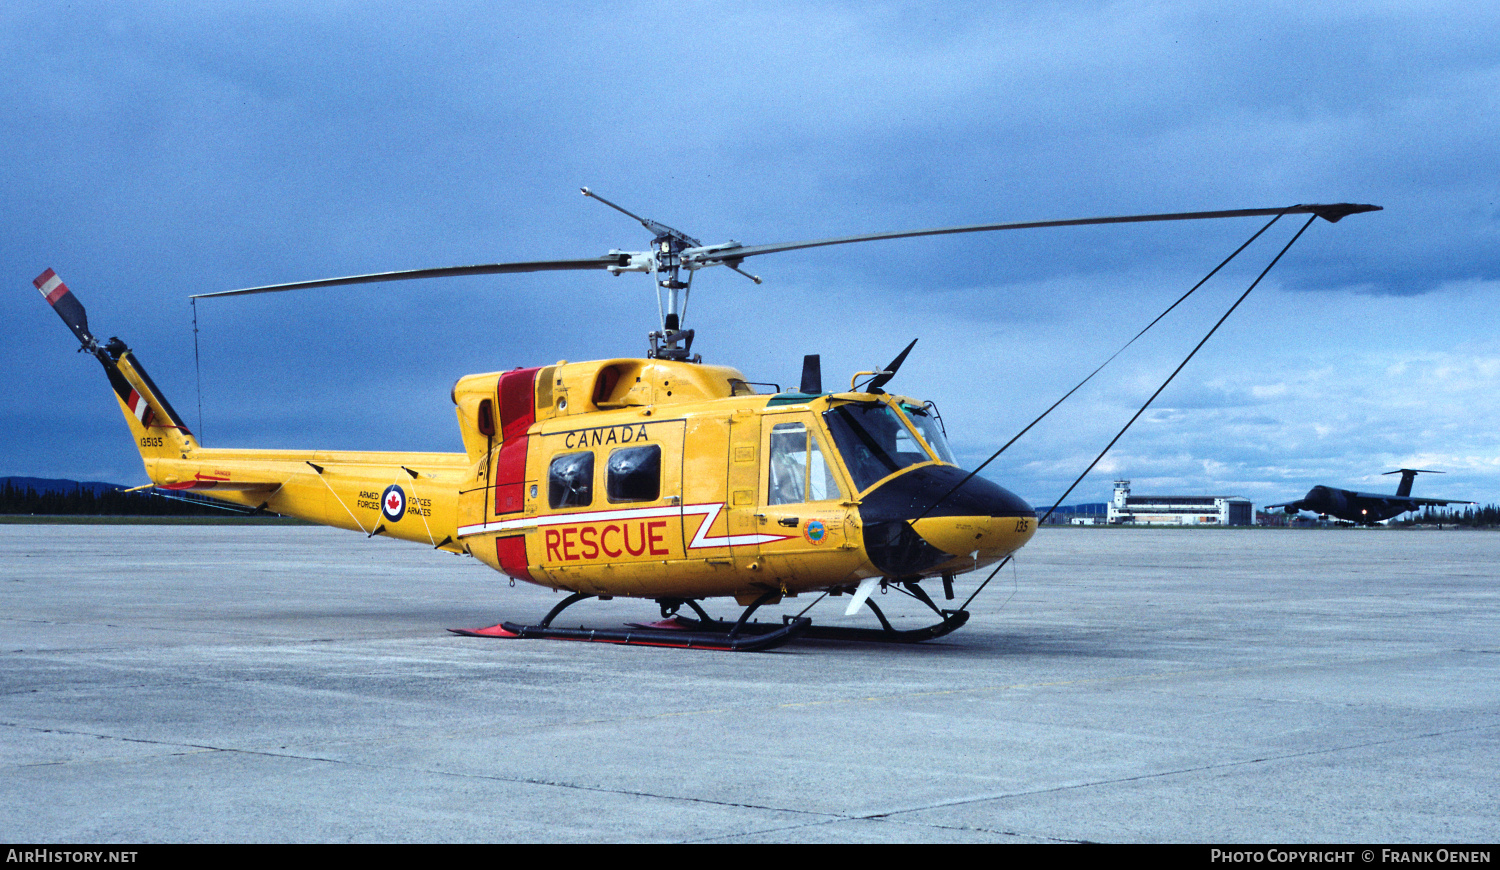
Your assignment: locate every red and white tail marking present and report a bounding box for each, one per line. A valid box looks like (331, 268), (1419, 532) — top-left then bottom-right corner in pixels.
(125, 389), (154, 426)
(33, 268), (69, 305)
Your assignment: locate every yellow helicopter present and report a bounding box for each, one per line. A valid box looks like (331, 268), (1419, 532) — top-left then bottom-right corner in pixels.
(34, 191), (1378, 650)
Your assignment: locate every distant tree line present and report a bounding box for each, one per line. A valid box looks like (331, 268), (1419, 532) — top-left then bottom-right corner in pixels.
(1394, 504), (1500, 528)
(1258, 505), (1500, 528)
(0, 480), (241, 516)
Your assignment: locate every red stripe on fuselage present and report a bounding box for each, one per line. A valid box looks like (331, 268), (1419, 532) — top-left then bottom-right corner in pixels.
(493, 368), (538, 517)
(499, 367), (539, 441)
(495, 535), (532, 583)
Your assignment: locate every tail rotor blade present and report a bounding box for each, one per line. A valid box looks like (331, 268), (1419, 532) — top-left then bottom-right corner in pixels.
(34, 269), (96, 349)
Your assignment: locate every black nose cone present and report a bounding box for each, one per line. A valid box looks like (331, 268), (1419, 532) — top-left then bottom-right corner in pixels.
(860, 464), (1033, 525)
(859, 465), (1033, 577)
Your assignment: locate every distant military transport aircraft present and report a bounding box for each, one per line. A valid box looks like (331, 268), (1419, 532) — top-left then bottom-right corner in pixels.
(1267, 469), (1473, 525)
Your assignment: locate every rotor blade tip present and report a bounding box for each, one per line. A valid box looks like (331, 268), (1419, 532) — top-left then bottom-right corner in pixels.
(1305, 203), (1383, 223)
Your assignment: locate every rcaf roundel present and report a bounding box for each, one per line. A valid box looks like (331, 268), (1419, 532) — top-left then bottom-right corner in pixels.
(381, 485), (406, 522)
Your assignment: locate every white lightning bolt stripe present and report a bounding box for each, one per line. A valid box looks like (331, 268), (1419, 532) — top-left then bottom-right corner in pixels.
(457, 502), (790, 548)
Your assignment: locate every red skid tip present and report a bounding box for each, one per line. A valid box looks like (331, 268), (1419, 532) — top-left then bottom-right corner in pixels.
(449, 624), (520, 638)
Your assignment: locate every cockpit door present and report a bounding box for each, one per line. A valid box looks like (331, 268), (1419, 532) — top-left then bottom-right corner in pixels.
(753, 412), (853, 586)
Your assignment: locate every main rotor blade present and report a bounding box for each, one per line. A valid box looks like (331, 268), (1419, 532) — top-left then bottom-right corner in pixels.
(191, 255), (633, 299)
(684, 203), (1381, 266)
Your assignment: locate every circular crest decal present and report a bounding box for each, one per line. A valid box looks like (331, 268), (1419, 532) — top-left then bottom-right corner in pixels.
(804, 519), (827, 544)
(381, 484), (407, 522)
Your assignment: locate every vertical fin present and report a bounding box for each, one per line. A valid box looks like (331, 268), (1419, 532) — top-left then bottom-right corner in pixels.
(1384, 468), (1441, 498)
(34, 270), (199, 469)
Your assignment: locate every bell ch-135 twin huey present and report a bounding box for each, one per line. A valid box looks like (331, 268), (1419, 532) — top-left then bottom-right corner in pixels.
(34, 190), (1379, 650)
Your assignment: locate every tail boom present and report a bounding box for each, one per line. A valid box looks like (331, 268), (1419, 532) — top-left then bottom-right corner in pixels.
(36, 268), (466, 552)
(149, 448), (468, 550)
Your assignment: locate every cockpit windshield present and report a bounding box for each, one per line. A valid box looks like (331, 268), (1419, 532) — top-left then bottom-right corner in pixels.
(900, 402), (956, 465)
(823, 402), (936, 492)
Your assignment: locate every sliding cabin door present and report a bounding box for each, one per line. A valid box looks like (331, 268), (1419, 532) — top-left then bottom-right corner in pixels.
(527, 419), (685, 596)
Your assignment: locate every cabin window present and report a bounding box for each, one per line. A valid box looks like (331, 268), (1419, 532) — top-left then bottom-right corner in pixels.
(548, 451), (594, 509)
(607, 445), (661, 503)
(823, 403), (932, 492)
(767, 422), (842, 505)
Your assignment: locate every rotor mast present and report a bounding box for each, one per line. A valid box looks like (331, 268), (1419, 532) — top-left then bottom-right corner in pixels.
(582, 187), (702, 362)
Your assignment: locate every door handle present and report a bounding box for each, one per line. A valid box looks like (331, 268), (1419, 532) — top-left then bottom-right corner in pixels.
(778, 517), (800, 528)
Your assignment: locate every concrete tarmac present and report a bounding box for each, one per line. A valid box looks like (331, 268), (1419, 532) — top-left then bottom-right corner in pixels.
(1, 523), (1496, 843)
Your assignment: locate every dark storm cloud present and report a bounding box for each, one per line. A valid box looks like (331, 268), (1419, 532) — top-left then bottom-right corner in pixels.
(4, 1), (1497, 507)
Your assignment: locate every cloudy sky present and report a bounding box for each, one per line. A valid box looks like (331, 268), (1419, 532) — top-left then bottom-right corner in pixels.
(5, 1), (1498, 511)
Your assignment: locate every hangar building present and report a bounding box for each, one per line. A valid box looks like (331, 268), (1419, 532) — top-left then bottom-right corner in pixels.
(1107, 480), (1253, 526)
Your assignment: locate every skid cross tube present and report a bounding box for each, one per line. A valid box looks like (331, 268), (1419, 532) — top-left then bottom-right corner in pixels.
(665, 581), (970, 645)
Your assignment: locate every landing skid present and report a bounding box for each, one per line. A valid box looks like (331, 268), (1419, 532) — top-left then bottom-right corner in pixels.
(672, 599), (968, 644)
(450, 591), (811, 652)
(451, 581), (969, 651)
